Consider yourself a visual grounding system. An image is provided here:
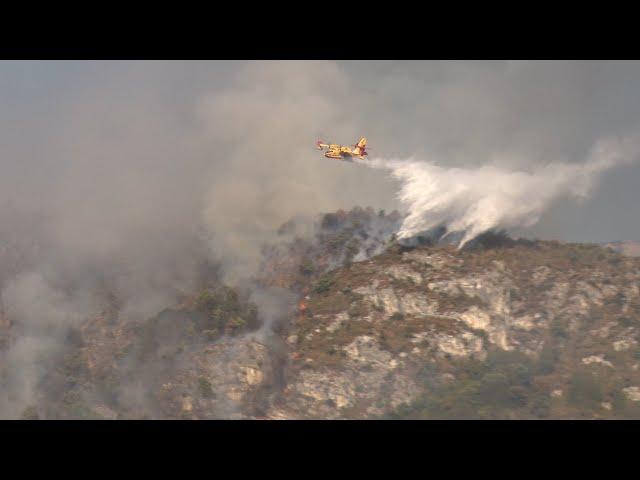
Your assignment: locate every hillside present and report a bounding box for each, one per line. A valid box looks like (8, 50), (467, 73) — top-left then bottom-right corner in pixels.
(604, 241), (640, 257)
(268, 237), (640, 419)
(4, 209), (640, 419)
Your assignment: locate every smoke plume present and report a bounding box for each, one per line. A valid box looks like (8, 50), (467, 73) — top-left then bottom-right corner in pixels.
(1, 61), (640, 418)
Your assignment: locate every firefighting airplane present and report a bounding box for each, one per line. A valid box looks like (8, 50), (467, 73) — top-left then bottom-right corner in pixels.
(316, 137), (368, 161)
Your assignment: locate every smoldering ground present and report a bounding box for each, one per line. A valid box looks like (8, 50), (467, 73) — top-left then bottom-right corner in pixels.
(2, 61), (640, 417)
(0, 61), (397, 417)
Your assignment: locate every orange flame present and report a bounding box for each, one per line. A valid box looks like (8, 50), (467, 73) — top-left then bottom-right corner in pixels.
(298, 299), (308, 313)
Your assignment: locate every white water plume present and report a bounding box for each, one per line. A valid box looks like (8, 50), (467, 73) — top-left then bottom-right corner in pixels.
(356, 135), (640, 247)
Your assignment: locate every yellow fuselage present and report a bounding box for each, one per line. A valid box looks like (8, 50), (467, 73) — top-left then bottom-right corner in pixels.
(317, 138), (367, 160)
(320, 144), (364, 160)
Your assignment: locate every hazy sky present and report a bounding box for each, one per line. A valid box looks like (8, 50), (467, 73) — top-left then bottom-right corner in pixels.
(1, 60), (640, 248)
(2, 60), (640, 417)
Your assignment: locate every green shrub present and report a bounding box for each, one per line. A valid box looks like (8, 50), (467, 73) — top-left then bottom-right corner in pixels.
(551, 318), (568, 339)
(612, 389), (627, 414)
(385, 347), (565, 419)
(202, 329), (219, 340)
(195, 291), (216, 311)
(477, 372), (511, 406)
(371, 302), (384, 312)
(537, 344), (558, 374)
(65, 327), (84, 348)
(228, 316), (246, 330)
(458, 358), (488, 381)
(619, 316), (636, 328)
(195, 286), (258, 334)
(344, 239), (360, 264)
(198, 377), (213, 398)
(184, 322), (197, 338)
(486, 350), (534, 385)
(326, 232), (351, 250)
(486, 349), (530, 368)
(62, 350), (85, 376)
(568, 372), (603, 408)
(208, 307), (226, 329)
(508, 363), (533, 386)
(299, 259), (315, 276)
(21, 405), (39, 420)
(244, 303), (259, 329)
(508, 386), (529, 407)
(568, 251), (580, 265)
(196, 287), (241, 315)
(313, 277), (334, 294)
(100, 374), (120, 400)
(529, 394), (551, 418)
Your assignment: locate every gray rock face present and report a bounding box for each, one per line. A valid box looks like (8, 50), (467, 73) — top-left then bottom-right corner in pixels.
(623, 386), (640, 402)
(273, 242), (640, 418)
(186, 337), (274, 418)
(21, 239), (640, 419)
(273, 335), (420, 419)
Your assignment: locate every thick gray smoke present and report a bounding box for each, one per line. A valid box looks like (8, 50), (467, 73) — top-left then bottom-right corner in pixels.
(198, 61), (397, 282)
(1, 61), (640, 418)
(0, 272), (95, 417)
(0, 61), (396, 416)
(357, 134), (640, 247)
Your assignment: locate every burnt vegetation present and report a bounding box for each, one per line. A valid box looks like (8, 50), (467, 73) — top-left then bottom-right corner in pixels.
(4, 207), (640, 419)
(259, 207), (402, 292)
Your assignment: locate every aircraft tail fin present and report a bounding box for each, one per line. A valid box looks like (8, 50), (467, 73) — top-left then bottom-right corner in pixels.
(353, 137), (368, 156)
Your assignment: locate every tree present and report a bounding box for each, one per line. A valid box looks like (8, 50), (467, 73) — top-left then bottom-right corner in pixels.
(537, 344), (558, 374)
(198, 377), (213, 398)
(568, 372), (603, 409)
(299, 259), (315, 276)
(529, 394), (551, 418)
(21, 405), (39, 420)
(612, 389), (627, 415)
(313, 277), (334, 294)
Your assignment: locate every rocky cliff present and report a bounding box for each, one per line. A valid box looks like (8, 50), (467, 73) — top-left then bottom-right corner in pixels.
(268, 238), (640, 419)
(4, 210), (640, 419)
